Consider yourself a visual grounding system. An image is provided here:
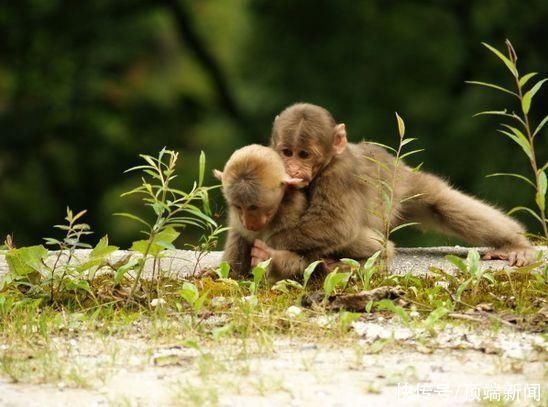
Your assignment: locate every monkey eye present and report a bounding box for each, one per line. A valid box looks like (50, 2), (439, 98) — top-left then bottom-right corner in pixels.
(233, 205), (242, 211)
(281, 148), (293, 157)
(298, 150), (310, 159)
(248, 205), (258, 211)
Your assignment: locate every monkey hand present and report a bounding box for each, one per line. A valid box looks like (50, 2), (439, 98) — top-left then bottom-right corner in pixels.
(251, 239), (274, 266)
(483, 246), (537, 267)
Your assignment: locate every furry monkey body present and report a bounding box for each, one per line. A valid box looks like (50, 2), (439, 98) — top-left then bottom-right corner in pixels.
(215, 144), (316, 279)
(251, 103), (536, 274)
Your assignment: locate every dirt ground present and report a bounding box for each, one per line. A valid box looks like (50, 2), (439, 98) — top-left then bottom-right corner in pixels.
(0, 319), (545, 407)
(0, 247), (546, 406)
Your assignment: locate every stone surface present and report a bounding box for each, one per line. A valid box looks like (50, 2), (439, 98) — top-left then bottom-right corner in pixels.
(0, 246), (546, 281)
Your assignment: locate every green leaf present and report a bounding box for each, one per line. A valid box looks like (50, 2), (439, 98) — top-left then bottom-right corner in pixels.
(473, 110), (526, 126)
(536, 170), (547, 212)
(400, 138), (416, 147)
(65, 279), (92, 294)
(90, 235), (118, 258)
(339, 311), (362, 331)
(6, 245), (48, 276)
(323, 271), (351, 297)
(390, 222), (420, 234)
(395, 112), (405, 138)
(375, 299), (410, 323)
(212, 323), (233, 340)
(71, 209), (88, 224)
(482, 273), (495, 284)
(400, 193), (424, 203)
(481, 42), (518, 78)
(271, 279), (303, 293)
(198, 151), (206, 187)
(153, 227), (180, 248)
(43, 238), (62, 246)
(497, 128), (532, 161)
(445, 255), (467, 273)
(399, 149), (424, 160)
(181, 208), (217, 227)
(456, 278), (472, 301)
(424, 306), (450, 328)
(193, 291), (208, 312)
(519, 72), (537, 88)
(486, 173), (536, 188)
(466, 249), (480, 276)
(130, 240), (151, 256)
(216, 261), (231, 279)
(251, 258), (271, 294)
(533, 115), (548, 137)
(369, 339), (389, 354)
(363, 251), (381, 270)
(340, 258), (360, 269)
(180, 282), (199, 305)
(114, 258), (140, 284)
(508, 206), (543, 225)
(303, 260), (322, 289)
(466, 81), (518, 97)
(521, 78), (548, 115)
(364, 141), (397, 154)
(114, 213), (151, 228)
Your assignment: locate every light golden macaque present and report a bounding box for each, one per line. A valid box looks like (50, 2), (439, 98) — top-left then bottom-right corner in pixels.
(215, 144), (315, 279)
(250, 102), (536, 272)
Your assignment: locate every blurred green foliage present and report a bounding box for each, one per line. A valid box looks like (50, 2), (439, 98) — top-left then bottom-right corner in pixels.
(0, 0), (547, 247)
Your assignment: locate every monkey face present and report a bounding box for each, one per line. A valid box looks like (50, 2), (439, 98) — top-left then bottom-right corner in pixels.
(230, 187), (285, 231)
(233, 203), (280, 231)
(275, 146), (322, 187)
(271, 104), (348, 187)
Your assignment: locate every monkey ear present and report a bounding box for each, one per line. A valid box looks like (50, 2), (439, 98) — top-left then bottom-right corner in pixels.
(274, 115), (280, 121)
(213, 169), (224, 181)
(333, 123), (348, 155)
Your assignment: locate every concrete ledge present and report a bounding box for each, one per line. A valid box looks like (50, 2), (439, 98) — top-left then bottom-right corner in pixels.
(0, 246), (545, 281)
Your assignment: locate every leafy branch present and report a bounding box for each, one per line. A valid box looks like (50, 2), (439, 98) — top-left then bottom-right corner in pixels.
(116, 148), (218, 303)
(467, 40), (547, 242)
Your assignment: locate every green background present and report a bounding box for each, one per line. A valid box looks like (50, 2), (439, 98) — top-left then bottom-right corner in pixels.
(1, 0), (546, 248)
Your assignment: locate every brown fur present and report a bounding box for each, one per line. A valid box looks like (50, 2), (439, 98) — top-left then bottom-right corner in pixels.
(217, 145), (311, 278)
(255, 103), (536, 277)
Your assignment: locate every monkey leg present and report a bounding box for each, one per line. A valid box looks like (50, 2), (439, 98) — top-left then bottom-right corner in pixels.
(333, 227), (395, 261)
(402, 172), (536, 266)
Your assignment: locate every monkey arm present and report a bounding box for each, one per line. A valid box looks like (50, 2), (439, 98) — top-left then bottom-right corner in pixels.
(268, 180), (364, 254)
(222, 230), (253, 277)
(402, 171), (536, 266)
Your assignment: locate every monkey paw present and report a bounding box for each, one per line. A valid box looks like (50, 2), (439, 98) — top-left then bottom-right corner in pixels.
(483, 246), (537, 267)
(251, 239), (273, 266)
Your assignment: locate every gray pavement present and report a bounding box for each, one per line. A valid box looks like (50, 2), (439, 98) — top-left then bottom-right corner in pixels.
(0, 246), (546, 281)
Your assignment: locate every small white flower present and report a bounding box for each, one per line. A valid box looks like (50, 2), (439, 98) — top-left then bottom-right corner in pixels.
(285, 305), (302, 318)
(210, 296), (228, 307)
(410, 311), (420, 318)
(242, 295), (258, 307)
(151, 298), (166, 307)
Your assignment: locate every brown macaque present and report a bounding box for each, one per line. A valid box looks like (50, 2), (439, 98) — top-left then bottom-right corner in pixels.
(214, 144), (319, 279)
(251, 102), (536, 271)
